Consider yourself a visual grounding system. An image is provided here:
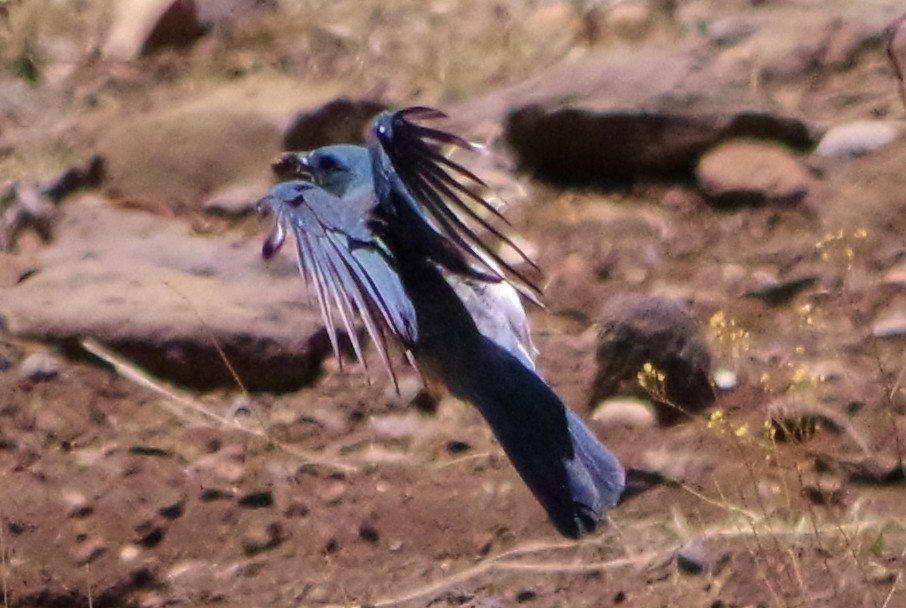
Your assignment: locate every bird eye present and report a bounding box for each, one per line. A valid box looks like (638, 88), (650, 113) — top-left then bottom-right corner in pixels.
(315, 155), (340, 172)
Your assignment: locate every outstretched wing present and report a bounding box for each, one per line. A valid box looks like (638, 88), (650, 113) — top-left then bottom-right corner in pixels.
(258, 180), (417, 388)
(367, 107), (541, 303)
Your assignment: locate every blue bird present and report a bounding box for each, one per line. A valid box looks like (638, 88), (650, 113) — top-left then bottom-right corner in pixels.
(259, 108), (624, 538)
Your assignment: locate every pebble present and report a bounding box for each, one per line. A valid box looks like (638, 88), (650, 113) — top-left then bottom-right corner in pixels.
(872, 308), (906, 338)
(242, 521), (284, 555)
(676, 540), (708, 574)
(713, 368), (737, 391)
(73, 538), (107, 566)
(815, 121), (903, 159)
(884, 260), (906, 286)
(697, 140), (812, 207)
(801, 477), (844, 506)
(592, 397), (657, 429)
(318, 480), (347, 505)
(119, 544), (141, 563)
(19, 352), (59, 381)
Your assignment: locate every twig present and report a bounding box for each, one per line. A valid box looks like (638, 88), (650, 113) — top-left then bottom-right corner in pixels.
(885, 13), (906, 114)
(80, 338), (358, 474)
(881, 572), (902, 608)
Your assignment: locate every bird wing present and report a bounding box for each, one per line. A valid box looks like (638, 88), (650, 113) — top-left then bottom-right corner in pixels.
(366, 107), (542, 304)
(258, 181), (417, 388)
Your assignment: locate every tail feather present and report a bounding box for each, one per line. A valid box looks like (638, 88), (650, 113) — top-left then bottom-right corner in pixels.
(450, 335), (625, 538)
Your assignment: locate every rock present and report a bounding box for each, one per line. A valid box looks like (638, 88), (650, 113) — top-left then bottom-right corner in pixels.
(318, 479), (347, 505)
(696, 140), (812, 207)
(242, 521), (284, 555)
(801, 477), (844, 506)
(520, 4), (579, 60)
(591, 397), (657, 429)
(605, 2), (653, 42)
(815, 121), (904, 159)
(885, 260), (906, 286)
(639, 448), (710, 483)
(19, 352), (59, 381)
(590, 294), (715, 423)
(707, 16), (758, 47)
(505, 107), (812, 187)
(676, 540), (708, 574)
(821, 19), (881, 71)
(712, 368), (737, 391)
(96, 95), (280, 209)
(283, 98), (388, 151)
(743, 274), (817, 306)
(104, 0), (202, 60)
(839, 455), (904, 485)
(765, 399), (848, 443)
(872, 304), (906, 338)
(0, 196), (336, 391)
(866, 562), (898, 585)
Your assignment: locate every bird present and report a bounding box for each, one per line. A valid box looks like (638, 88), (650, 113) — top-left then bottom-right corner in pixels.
(258, 107), (624, 538)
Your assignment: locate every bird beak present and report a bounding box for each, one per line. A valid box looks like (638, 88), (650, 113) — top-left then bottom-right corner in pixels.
(271, 152), (313, 180)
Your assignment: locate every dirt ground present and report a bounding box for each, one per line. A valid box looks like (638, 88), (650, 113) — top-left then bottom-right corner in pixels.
(1, 1), (905, 607)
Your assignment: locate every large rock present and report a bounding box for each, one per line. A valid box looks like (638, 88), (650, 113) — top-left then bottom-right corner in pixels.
(590, 294), (715, 424)
(0, 196), (336, 391)
(91, 76), (341, 209)
(103, 0), (202, 60)
(440, 44), (815, 187)
(505, 108), (812, 186)
(696, 140), (813, 207)
(282, 98), (387, 151)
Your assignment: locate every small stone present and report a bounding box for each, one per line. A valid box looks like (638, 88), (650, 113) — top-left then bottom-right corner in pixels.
(212, 461), (246, 485)
(515, 589), (537, 602)
(238, 491), (274, 509)
(697, 140), (812, 207)
(19, 352), (59, 382)
(318, 480), (346, 505)
(61, 489), (91, 517)
(73, 539), (107, 566)
(707, 16), (758, 46)
(872, 307), (906, 338)
(370, 413), (422, 440)
(884, 260), (906, 286)
(358, 524), (380, 544)
(676, 541), (708, 574)
(866, 562), (897, 585)
(242, 521), (284, 555)
(605, 2), (652, 41)
(801, 477), (844, 506)
(383, 373), (424, 408)
(119, 544), (141, 563)
(766, 399), (827, 442)
(815, 121), (903, 159)
(712, 368), (737, 391)
(592, 397), (657, 429)
(591, 294), (715, 423)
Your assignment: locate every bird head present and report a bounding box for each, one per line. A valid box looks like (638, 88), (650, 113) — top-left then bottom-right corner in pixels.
(272, 145), (371, 198)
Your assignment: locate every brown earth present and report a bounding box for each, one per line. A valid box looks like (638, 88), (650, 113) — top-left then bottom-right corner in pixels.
(0, 1), (905, 607)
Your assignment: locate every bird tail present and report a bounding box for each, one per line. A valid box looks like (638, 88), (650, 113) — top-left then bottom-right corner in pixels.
(450, 336), (625, 538)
